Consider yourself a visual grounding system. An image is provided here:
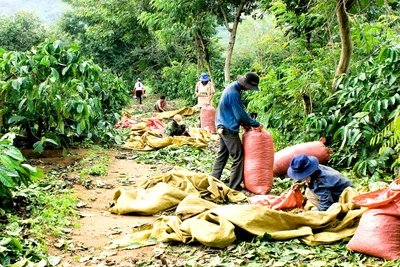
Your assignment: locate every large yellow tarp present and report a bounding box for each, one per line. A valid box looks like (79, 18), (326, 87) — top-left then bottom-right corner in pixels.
(121, 126), (218, 151)
(155, 107), (199, 120)
(120, 107), (217, 151)
(109, 168), (366, 249)
(109, 167), (246, 215)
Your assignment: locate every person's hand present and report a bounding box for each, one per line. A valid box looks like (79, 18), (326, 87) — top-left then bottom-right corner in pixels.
(292, 182), (306, 190)
(242, 125), (251, 131)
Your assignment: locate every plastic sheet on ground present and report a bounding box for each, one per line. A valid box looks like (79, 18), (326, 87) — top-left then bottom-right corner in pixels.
(155, 107), (200, 120)
(109, 167), (246, 215)
(121, 124), (218, 151)
(109, 168), (366, 249)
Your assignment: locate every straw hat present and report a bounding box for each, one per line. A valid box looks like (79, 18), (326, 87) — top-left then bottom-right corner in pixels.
(173, 114), (184, 125)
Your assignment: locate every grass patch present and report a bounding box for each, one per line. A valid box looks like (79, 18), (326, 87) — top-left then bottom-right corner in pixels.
(0, 172), (79, 266)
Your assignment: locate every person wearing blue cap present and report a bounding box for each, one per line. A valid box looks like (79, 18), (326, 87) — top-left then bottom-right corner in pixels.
(287, 154), (355, 211)
(195, 73), (215, 108)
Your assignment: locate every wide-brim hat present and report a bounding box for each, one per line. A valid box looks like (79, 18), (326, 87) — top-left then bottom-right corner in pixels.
(287, 154), (319, 180)
(199, 73), (210, 82)
(237, 72), (260, 91)
(173, 114), (184, 125)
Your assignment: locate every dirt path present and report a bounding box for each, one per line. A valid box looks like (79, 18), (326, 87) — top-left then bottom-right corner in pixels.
(24, 149), (171, 266)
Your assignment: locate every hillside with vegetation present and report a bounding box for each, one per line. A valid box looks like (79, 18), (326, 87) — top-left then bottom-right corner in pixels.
(0, 0), (399, 266)
(0, 0), (67, 24)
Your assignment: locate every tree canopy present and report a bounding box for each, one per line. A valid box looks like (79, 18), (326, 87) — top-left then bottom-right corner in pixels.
(0, 0), (399, 178)
(0, 12), (48, 52)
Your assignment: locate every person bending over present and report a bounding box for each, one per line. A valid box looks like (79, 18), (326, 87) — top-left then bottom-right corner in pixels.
(287, 154), (355, 211)
(164, 114), (189, 137)
(154, 95), (172, 112)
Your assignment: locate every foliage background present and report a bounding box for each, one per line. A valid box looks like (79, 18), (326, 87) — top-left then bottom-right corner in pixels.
(0, 0), (400, 265)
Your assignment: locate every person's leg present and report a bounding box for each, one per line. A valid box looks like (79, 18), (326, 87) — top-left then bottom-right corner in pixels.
(222, 131), (244, 190)
(137, 91), (143, 104)
(211, 135), (229, 179)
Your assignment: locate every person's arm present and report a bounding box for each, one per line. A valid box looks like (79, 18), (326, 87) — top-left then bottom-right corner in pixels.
(230, 94), (260, 128)
(315, 188), (334, 211)
(164, 122), (173, 136)
(155, 101), (162, 112)
(165, 101), (172, 110)
(208, 82), (215, 104)
(182, 125), (190, 136)
(311, 178), (334, 211)
(195, 82), (201, 97)
(207, 94), (214, 105)
(160, 101), (167, 112)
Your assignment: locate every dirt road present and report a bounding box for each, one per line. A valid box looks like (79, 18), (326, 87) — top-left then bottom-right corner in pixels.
(24, 149), (171, 266)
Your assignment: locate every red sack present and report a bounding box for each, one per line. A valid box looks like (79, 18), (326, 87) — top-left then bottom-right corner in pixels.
(346, 179), (400, 260)
(200, 104), (216, 133)
(243, 128), (274, 195)
(273, 137), (332, 176)
(248, 185), (303, 210)
(146, 118), (165, 135)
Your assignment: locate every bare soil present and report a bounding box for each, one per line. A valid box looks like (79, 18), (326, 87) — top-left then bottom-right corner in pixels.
(22, 148), (172, 266)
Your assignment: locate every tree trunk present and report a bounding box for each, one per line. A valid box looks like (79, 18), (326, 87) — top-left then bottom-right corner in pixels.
(220, 0), (246, 82)
(197, 29), (213, 79)
(302, 93), (312, 115)
(195, 35), (204, 72)
(0, 95), (3, 131)
(332, 0), (353, 92)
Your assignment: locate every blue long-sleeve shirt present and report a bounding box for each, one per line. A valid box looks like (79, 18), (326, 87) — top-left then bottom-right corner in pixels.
(309, 165), (354, 211)
(215, 81), (260, 133)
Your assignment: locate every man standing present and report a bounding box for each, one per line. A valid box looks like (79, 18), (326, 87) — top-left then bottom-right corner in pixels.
(134, 78), (144, 104)
(211, 72), (261, 191)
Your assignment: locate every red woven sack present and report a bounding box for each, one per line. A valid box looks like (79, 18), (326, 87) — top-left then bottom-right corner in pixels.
(243, 128), (274, 195)
(273, 137), (332, 176)
(146, 117), (165, 135)
(200, 104), (216, 133)
(346, 179), (400, 260)
(248, 185), (303, 210)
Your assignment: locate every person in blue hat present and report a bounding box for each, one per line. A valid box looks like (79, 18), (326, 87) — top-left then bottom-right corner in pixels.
(195, 73), (215, 108)
(287, 154), (354, 211)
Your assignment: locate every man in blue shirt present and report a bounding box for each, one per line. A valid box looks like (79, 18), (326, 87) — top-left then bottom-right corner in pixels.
(287, 154), (355, 211)
(211, 72), (261, 191)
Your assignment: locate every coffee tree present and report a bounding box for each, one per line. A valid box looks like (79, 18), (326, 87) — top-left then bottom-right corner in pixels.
(0, 40), (130, 150)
